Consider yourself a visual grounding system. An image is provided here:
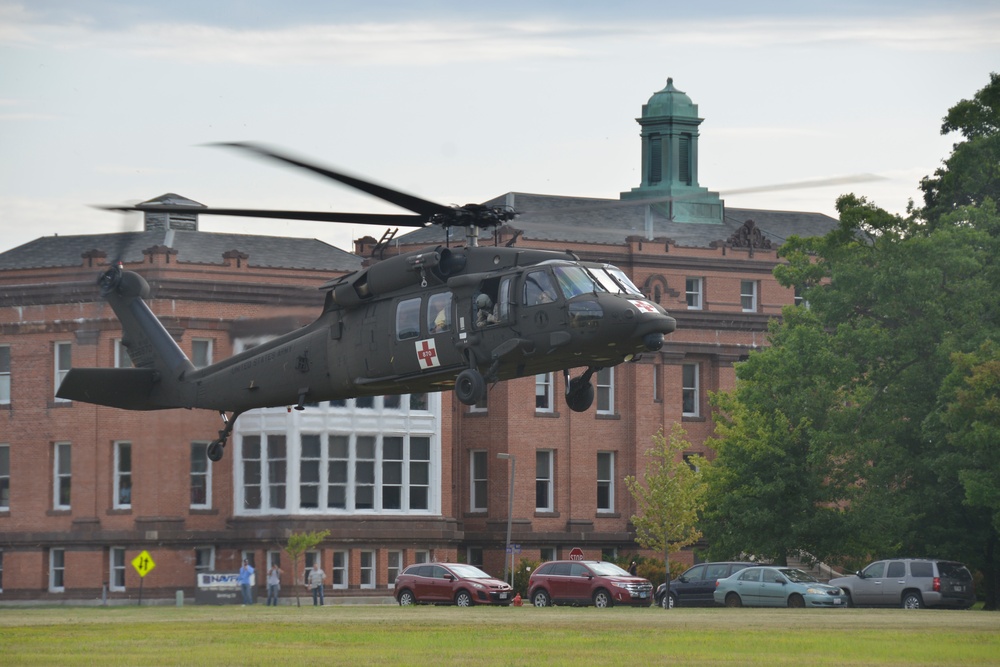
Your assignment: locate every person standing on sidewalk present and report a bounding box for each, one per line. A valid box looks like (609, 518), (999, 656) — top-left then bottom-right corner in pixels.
(238, 559), (255, 606)
(266, 562), (283, 606)
(308, 561), (326, 606)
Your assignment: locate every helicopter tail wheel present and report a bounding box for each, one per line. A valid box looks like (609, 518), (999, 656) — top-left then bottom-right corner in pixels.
(207, 439), (226, 462)
(565, 378), (594, 412)
(455, 369), (486, 405)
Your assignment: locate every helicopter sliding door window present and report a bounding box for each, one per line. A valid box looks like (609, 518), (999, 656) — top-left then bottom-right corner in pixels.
(535, 373), (554, 412)
(54, 341), (71, 401)
(0, 345), (8, 404)
(686, 278), (703, 310)
(596, 367), (614, 415)
(427, 293), (453, 334)
(190, 442), (211, 509)
(53, 442), (71, 510)
(682, 364), (700, 417)
(113, 442), (132, 509)
(535, 450), (554, 512)
(396, 298), (421, 340)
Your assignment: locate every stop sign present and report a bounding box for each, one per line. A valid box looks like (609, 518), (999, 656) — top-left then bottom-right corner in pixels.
(569, 547), (585, 561)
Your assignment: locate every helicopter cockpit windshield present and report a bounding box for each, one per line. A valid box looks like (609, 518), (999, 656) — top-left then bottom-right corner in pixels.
(586, 265), (644, 296)
(552, 264), (603, 299)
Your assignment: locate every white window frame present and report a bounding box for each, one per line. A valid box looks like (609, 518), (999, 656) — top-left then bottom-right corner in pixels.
(597, 452), (615, 513)
(652, 363), (661, 402)
(535, 449), (554, 512)
(114, 339), (133, 368)
(682, 363), (700, 417)
(49, 548), (66, 592)
(190, 442), (211, 509)
(113, 442), (132, 509)
(332, 550), (348, 589)
(110, 547), (126, 591)
(413, 550), (430, 564)
(0, 344), (10, 404)
(359, 550), (376, 589)
(239, 433), (287, 512)
(470, 450), (487, 512)
(387, 550), (403, 588)
(54, 442), (71, 510)
(0, 443), (9, 511)
(596, 367), (614, 415)
(535, 373), (554, 413)
(686, 277), (703, 310)
(741, 279), (758, 312)
(194, 546), (215, 575)
(54, 341), (71, 401)
(191, 338), (213, 368)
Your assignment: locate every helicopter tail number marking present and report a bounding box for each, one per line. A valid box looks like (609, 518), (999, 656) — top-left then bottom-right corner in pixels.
(416, 339), (441, 370)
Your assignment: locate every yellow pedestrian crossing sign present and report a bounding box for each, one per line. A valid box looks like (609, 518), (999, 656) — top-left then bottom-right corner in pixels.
(132, 550), (156, 578)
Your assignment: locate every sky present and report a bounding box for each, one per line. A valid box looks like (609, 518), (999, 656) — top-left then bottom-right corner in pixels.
(1, 1), (998, 254)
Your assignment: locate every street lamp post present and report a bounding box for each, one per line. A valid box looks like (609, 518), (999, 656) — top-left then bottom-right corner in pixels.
(497, 453), (515, 585)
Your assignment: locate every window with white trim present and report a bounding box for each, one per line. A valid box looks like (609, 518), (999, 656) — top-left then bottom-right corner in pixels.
(535, 450), (553, 512)
(240, 434), (286, 511)
(413, 550), (430, 564)
(114, 442), (132, 509)
(114, 340), (133, 368)
(332, 551), (348, 589)
(682, 364), (700, 417)
(741, 280), (757, 312)
(470, 450), (487, 512)
(194, 546), (215, 575)
(0, 345), (11, 404)
(191, 339), (213, 368)
(49, 548), (66, 592)
(597, 452), (614, 513)
(0, 444), (9, 511)
(652, 364), (660, 402)
(110, 547), (126, 591)
(686, 278), (703, 310)
(190, 442), (211, 508)
(54, 442), (71, 510)
(535, 373), (554, 412)
(596, 367), (614, 415)
(360, 550), (376, 589)
(467, 546), (484, 567)
(54, 342), (71, 401)
(387, 550), (403, 587)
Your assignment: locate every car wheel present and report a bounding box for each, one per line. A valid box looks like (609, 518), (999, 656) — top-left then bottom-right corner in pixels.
(660, 592), (676, 609)
(593, 589), (612, 608)
(787, 594), (805, 608)
(455, 590), (473, 607)
(725, 592), (743, 608)
(531, 589), (550, 607)
(901, 591), (924, 609)
(397, 589), (415, 606)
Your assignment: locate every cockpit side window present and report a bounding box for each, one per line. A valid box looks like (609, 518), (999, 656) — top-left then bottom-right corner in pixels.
(396, 297), (421, 340)
(427, 292), (452, 334)
(523, 270), (558, 306)
(553, 265), (600, 299)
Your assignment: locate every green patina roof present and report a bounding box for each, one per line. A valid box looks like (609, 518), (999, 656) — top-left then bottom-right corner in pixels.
(643, 78), (698, 119)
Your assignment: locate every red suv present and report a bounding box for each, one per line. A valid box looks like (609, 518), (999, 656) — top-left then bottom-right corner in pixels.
(393, 562), (513, 607)
(528, 560), (653, 608)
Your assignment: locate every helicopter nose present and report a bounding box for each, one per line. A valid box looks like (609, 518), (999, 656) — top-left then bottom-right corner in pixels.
(643, 333), (664, 351)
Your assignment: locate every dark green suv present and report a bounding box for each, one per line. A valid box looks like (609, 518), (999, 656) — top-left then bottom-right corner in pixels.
(828, 559), (975, 609)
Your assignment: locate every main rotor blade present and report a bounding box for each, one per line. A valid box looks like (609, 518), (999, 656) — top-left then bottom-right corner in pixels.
(211, 142), (454, 218)
(98, 204), (429, 227)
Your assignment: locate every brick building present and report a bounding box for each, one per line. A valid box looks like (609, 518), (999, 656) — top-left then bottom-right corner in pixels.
(0, 80), (837, 602)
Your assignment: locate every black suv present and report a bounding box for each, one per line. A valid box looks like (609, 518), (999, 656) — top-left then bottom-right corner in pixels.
(654, 562), (755, 608)
(828, 559), (975, 609)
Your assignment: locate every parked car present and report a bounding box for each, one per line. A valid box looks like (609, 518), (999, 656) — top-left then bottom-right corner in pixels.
(393, 563), (513, 607)
(828, 559), (975, 609)
(654, 562), (755, 608)
(713, 566), (848, 608)
(528, 560), (653, 608)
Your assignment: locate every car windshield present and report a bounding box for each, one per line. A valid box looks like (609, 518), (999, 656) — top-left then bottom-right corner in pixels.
(778, 568), (818, 583)
(588, 562), (632, 576)
(447, 564), (494, 579)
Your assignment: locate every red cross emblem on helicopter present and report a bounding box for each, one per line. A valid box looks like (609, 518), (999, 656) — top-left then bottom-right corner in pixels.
(633, 300), (658, 314)
(416, 339), (440, 370)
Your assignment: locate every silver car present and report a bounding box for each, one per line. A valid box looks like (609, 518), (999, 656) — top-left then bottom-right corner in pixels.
(828, 559), (975, 609)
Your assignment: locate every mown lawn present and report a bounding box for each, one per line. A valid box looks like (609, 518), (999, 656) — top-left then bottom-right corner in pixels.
(0, 604), (997, 666)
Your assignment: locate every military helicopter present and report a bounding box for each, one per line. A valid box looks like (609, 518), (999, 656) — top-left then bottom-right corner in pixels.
(56, 142), (678, 462)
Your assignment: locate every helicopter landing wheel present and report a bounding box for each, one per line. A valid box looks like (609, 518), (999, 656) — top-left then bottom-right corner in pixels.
(207, 439), (226, 462)
(455, 369), (486, 406)
(565, 378), (594, 412)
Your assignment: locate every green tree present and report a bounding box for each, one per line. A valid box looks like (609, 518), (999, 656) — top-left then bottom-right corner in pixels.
(285, 529), (330, 607)
(624, 424), (707, 599)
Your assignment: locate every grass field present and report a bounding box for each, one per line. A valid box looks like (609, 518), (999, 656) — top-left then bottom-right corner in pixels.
(1, 604), (998, 666)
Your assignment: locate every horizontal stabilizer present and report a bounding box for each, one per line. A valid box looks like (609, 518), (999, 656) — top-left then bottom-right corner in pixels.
(57, 368), (160, 410)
